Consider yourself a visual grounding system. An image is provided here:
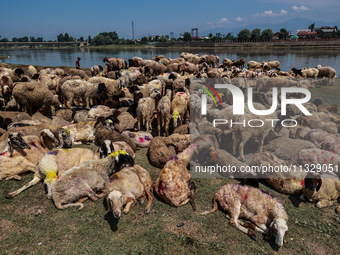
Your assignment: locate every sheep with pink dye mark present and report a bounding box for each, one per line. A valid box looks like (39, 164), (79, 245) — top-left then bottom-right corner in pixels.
(299, 148), (340, 167)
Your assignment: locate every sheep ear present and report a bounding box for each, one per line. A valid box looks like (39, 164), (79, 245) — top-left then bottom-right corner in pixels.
(39, 132), (46, 148)
(106, 197), (112, 211)
(316, 178), (322, 192)
(7, 139), (13, 155)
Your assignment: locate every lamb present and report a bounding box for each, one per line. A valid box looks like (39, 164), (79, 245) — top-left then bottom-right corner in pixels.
(201, 184), (288, 249)
(154, 144), (197, 210)
(6, 147), (96, 199)
(104, 164), (154, 218)
(51, 150), (134, 210)
(300, 172), (340, 213)
(171, 91), (188, 128)
(301, 67), (319, 79)
(222, 58), (233, 68)
(157, 89), (172, 136)
(12, 82), (62, 115)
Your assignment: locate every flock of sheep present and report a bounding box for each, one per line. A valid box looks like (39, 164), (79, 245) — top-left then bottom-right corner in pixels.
(0, 51), (340, 250)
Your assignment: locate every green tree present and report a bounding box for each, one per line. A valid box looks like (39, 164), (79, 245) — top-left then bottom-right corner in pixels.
(183, 32), (192, 41)
(88, 35), (92, 44)
(279, 28), (289, 40)
(0, 37), (9, 42)
(141, 36), (148, 44)
(308, 23), (315, 31)
(237, 29), (251, 41)
(79, 36), (84, 42)
(225, 32), (233, 40)
(261, 28), (274, 40)
(209, 33), (213, 38)
(57, 33), (64, 42)
(251, 28), (261, 41)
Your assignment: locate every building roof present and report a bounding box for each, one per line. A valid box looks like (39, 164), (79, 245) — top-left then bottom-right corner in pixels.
(297, 30), (317, 36)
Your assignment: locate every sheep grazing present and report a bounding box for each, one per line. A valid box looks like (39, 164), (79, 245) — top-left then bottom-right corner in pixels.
(157, 89), (172, 136)
(316, 65), (337, 84)
(300, 172), (340, 213)
(201, 184), (288, 249)
(6, 147), (96, 199)
(51, 150), (135, 210)
(154, 144), (197, 210)
(247, 60), (262, 70)
(104, 164), (154, 218)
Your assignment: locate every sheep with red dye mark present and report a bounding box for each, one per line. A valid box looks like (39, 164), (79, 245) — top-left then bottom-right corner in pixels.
(122, 131), (153, 148)
(201, 184), (288, 249)
(300, 172), (340, 213)
(154, 144), (197, 210)
(298, 148), (340, 167)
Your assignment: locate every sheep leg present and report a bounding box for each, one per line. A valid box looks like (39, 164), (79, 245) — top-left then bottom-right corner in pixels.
(229, 201), (257, 241)
(232, 131), (241, 156)
(5, 175), (22, 181)
(200, 196), (219, 215)
(143, 184), (154, 214)
(225, 214), (265, 234)
(6, 175), (42, 198)
(316, 200), (334, 208)
(238, 139), (247, 162)
(123, 197), (136, 214)
(258, 134), (266, 153)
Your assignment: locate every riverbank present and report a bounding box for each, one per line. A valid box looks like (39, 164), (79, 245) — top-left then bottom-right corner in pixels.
(155, 39), (340, 49)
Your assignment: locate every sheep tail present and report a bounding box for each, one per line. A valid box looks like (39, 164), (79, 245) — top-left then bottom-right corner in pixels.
(200, 196), (218, 215)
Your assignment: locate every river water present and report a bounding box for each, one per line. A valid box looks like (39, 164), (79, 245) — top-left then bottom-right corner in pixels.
(1, 47), (340, 73)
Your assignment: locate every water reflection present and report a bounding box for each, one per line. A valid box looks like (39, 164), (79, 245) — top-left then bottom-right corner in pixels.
(0, 47), (339, 73)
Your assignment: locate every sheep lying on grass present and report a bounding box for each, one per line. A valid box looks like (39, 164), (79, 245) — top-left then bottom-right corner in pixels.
(201, 184), (288, 249)
(154, 144), (197, 211)
(6, 147), (96, 199)
(103, 164), (154, 218)
(300, 172), (340, 213)
(97, 140), (135, 159)
(51, 150), (134, 210)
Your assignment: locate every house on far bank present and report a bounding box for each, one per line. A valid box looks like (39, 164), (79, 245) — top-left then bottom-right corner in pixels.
(297, 30), (317, 40)
(315, 26), (337, 38)
(290, 35), (299, 41)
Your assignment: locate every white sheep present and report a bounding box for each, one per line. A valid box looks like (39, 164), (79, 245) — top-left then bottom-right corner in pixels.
(6, 147), (96, 199)
(104, 164), (154, 218)
(201, 184), (288, 249)
(301, 67), (319, 79)
(51, 150), (134, 210)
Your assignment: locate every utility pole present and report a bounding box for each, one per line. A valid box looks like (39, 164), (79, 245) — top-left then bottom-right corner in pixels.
(132, 21), (135, 40)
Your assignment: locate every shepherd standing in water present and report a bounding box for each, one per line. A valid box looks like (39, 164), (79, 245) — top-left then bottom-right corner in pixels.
(76, 57), (81, 69)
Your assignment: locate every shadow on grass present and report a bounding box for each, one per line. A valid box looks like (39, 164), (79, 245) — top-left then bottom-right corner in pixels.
(103, 198), (119, 232)
(288, 194), (303, 208)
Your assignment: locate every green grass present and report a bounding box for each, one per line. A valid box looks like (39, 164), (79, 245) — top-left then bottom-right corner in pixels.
(1, 148), (339, 255)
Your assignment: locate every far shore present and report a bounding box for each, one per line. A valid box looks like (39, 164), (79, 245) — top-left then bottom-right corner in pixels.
(1, 39), (340, 51)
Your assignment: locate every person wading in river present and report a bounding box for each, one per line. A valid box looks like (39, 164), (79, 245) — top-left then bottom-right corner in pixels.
(75, 57), (81, 69)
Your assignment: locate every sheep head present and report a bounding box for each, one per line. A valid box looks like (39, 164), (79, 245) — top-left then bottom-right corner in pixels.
(7, 132), (31, 155)
(266, 218), (288, 249)
(106, 190), (124, 218)
(99, 140), (115, 158)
